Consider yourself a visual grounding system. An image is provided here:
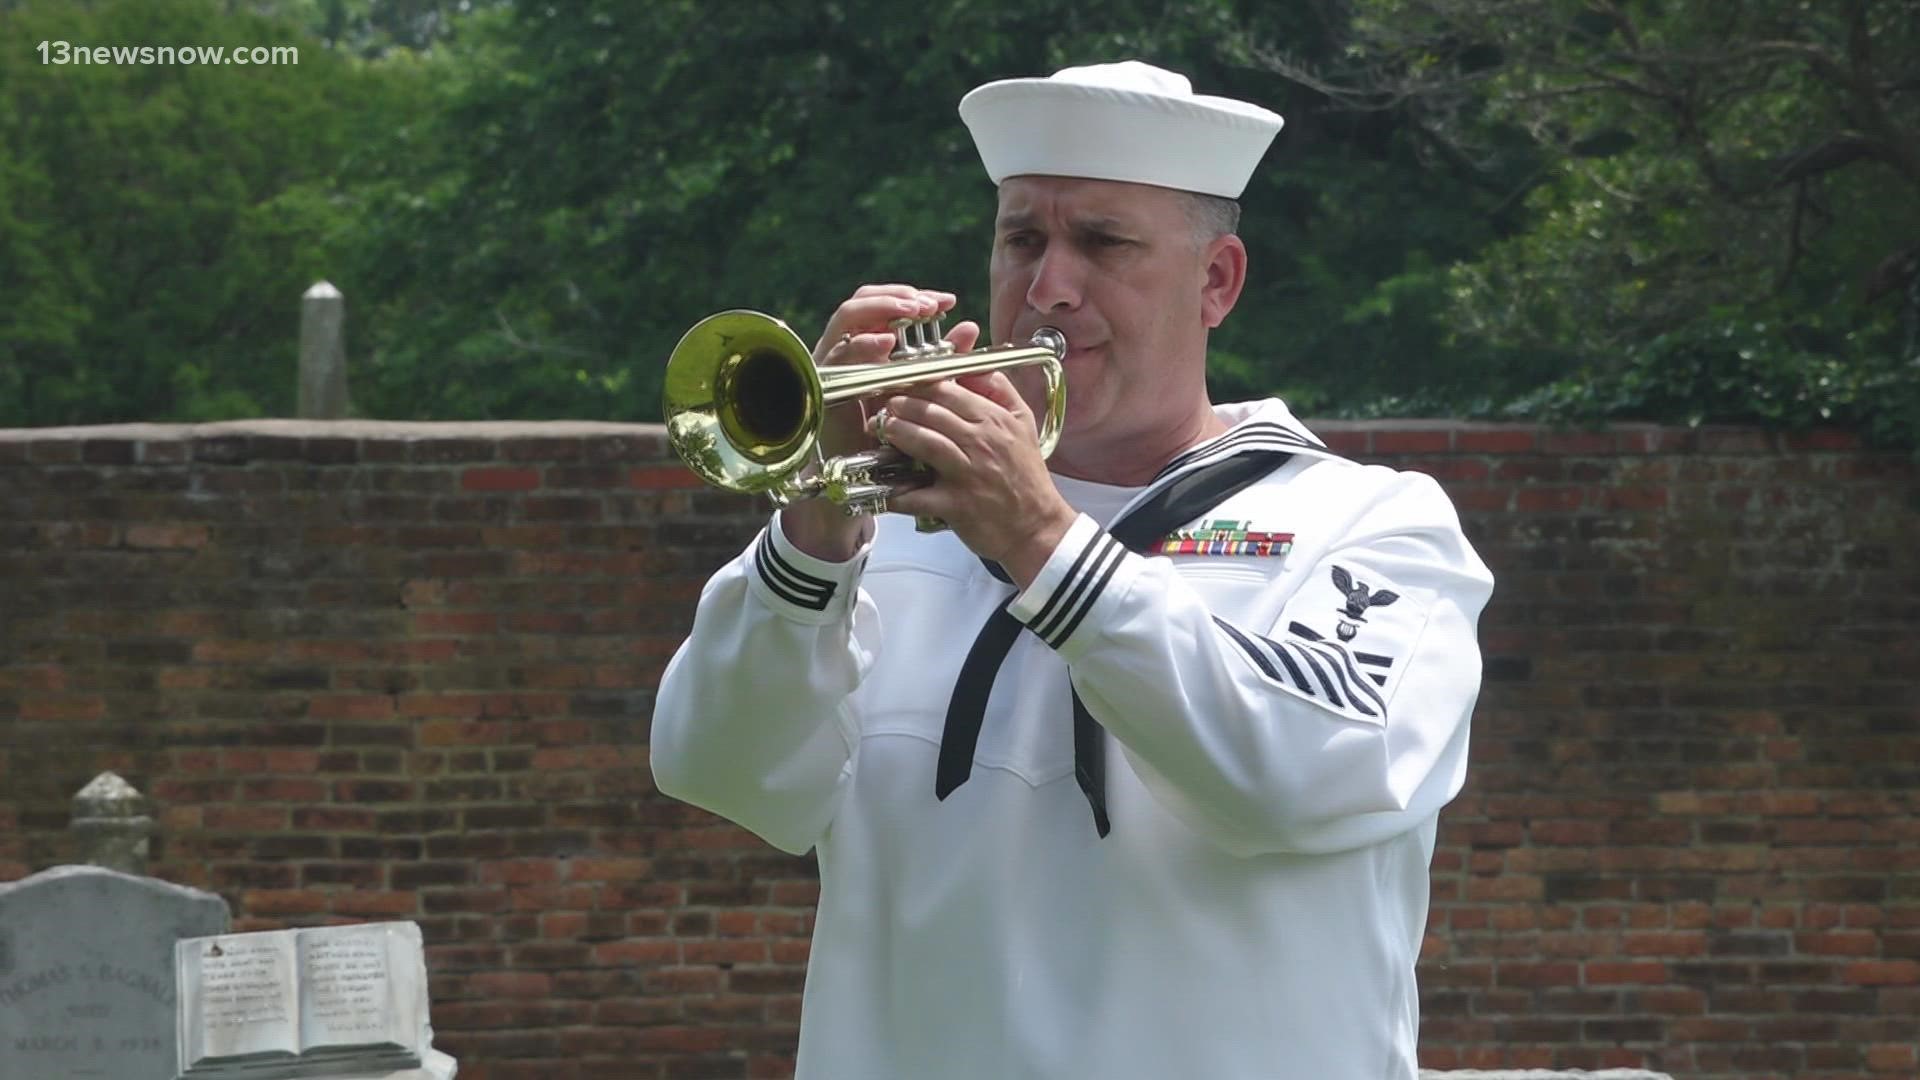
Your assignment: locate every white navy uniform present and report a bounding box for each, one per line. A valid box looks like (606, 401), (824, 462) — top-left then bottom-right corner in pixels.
(651, 399), (1495, 1079)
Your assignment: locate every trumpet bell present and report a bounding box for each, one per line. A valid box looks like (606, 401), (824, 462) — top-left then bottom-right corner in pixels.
(664, 310), (823, 495)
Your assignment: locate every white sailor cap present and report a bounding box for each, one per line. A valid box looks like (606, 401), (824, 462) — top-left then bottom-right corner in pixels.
(958, 60), (1284, 198)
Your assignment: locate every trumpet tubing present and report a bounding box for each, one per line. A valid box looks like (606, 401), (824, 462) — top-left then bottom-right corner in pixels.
(663, 309), (1067, 516)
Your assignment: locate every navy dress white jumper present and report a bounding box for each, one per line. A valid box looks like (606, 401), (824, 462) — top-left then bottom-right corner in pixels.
(651, 398), (1495, 1080)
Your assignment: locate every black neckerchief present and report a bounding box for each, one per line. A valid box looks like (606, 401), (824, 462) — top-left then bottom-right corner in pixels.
(935, 448), (1298, 837)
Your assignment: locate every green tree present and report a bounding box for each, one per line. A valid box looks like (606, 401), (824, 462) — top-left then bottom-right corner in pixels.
(0, 0), (430, 425)
(0, 0), (1591, 427)
(1272, 0), (1920, 442)
(252, 0), (489, 55)
(336, 0), (1524, 422)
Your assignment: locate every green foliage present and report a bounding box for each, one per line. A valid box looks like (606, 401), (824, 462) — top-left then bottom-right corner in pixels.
(1321, 0), (1920, 444)
(250, 0), (493, 55)
(1512, 303), (1920, 446)
(341, 0), (1219, 419)
(0, 0), (424, 425)
(327, 0), (1517, 423)
(4, 0), (1913, 447)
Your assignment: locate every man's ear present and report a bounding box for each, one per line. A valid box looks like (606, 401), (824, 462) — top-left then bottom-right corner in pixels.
(1200, 234), (1248, 329)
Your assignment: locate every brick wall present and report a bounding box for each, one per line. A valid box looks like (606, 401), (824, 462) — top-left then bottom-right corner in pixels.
(0, 418), (1914, 1080)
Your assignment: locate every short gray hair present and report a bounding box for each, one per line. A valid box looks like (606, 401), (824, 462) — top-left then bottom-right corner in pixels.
(1183, 192), (1241, 244)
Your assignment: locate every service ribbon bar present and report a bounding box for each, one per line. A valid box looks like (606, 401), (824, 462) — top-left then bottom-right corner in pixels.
(1153, 519), (1294, 557)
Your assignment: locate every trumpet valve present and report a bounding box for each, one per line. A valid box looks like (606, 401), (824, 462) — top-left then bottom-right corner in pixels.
(839, 485), (890, 517)
(889, 316), (955, 360)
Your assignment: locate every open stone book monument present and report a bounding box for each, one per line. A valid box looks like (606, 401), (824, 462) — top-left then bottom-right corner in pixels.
(174, 922), (454, 1080)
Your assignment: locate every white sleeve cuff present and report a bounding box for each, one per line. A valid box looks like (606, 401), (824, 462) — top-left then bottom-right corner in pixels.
(1006, 513), (1142, 655)
(746, 512), (871, 624)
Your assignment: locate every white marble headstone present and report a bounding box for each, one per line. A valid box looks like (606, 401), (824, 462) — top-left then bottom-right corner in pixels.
(0, 865), (229, 1080)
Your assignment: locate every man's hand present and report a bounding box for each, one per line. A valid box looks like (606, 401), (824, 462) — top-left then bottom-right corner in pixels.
(877, 371), (1078, 589)
(782, 285), (979, 562)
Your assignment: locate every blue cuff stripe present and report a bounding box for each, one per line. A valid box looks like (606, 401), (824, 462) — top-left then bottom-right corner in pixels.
(1046, 538), (1126, 648)
(1030, 530), (1109, 638)
(756, 531), (834, 612)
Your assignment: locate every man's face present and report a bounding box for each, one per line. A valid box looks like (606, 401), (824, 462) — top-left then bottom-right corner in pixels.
(988, 175), (1225, 447)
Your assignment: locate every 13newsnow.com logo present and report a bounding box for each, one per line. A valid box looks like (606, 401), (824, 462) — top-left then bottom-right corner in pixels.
(36, 41), (301, 66)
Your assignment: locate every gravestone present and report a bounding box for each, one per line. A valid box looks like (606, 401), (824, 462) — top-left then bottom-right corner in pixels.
(0, 864), (230, 1079)
(69, 771), (154, 875)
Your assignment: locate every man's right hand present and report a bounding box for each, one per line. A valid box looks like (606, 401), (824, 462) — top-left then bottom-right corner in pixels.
(780, 284), (978, 562)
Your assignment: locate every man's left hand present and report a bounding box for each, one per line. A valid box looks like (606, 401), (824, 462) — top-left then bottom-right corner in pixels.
(875, 372), (1077, 588)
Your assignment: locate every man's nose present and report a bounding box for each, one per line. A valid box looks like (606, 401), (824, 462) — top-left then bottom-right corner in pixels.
(1025, 246), (1084, 313)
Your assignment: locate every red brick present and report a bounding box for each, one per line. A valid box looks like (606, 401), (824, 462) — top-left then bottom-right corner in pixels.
(1496, 962), (1579, 987)
(1782, 429), (1862, 452)
(1698, 429), (1775, 453)
(683, 940), (770, 965)
(1514, 486), (1585, 512)
(462, 467), (542, 491)
(1538, 430), (1620, 455)
(204, 805), (290, 830)
(628, 466), (706, 489)
(1371, 429), (1453, 454)
(643, 967), (724, 995)
(124, 524), (210, 550)
(1531, 820), (1607, 845)
(0, 666), (65, 692)
(467, 972), (554, 998)
(1622, 932), (1707, 956)
(1585, 962), (1668, 985)
(1462, 873), (1543, 901)
(292, 807), (377, 831)
(20, 696), (107, 721)
(1668, 1016), (1751, 1041)
(1866, 1044), (1917, 1071)
(1847, 961), (1920, 985)
(482, 859), (561, 886)
(307, 695), (396, 721)
(567, 858), (654, 882)
(411, 612), (500, 634)
(333, 891), (420, 917)
(715, 910), (761, 937)
(1602, 486), (1670, 510)
(244, 889), (330, 915)
(1635, 988), (1706, 1014)
(1798, 931), (1881, 956)
(240, 778), (328, 802)
(264, 749), (323, 772)
(416, 720), (508, 746)
(1455, 429), (1538, 453)
(1451, 487), (1513, 512)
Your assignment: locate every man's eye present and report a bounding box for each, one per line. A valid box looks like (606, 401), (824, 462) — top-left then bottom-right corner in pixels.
(1002, 233), (1039, 251)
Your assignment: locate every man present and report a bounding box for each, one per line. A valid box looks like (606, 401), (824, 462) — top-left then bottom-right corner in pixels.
(651, 61), (1494, 1079)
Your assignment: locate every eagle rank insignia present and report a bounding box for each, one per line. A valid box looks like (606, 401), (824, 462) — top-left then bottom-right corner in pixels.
(1155, 519), (1293, 557)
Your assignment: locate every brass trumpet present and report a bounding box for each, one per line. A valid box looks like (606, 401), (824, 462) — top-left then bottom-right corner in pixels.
(663, 309), (1067, 516)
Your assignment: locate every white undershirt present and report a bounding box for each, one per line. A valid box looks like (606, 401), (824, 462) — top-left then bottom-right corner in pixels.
(1050, 472), (1145, 528)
